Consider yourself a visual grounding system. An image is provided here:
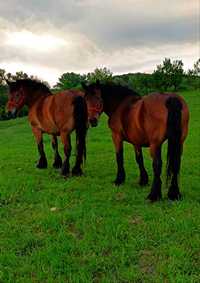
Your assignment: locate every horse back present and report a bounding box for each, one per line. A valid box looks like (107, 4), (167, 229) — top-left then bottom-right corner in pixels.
(108, 96), (143, 140)
(110, 93), (189, 147)
(28, 90), (84, 134)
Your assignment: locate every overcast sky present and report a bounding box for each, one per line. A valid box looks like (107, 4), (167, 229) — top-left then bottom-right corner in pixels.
(0, 0), (199, 85)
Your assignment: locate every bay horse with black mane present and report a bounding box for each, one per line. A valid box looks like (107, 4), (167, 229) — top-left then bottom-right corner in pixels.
(6, 79), (88, 177)
(82, 80), (189, 201)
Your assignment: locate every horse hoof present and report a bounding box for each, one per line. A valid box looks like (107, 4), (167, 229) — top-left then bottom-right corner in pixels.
(168, 191), (182, 201)
(139, 173), (149, 186)
(72, 167), (83, 176)
(147, 192), (162, 202)
(53, 156), (62, 169)
(139, 179), (148, 186)
(36, 160), (47, 169)
(61, 169), (70, 177)
(114, 179), (124, 186)
(53, 162), (62, 169)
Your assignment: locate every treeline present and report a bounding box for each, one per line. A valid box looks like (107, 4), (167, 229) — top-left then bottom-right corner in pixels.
(0, 58), (199, 120)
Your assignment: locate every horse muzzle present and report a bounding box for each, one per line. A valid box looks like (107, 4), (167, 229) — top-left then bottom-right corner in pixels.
(7, 108), (17, 119)
(89, 118), (98, 127)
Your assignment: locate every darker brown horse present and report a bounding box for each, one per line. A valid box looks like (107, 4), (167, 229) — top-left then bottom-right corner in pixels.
(82, 81), (189, 201)
(6, 79), (88, 177)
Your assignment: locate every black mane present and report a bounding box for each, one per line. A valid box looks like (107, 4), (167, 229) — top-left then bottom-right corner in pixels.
(86, 81), (141, 116)
(9, 79), (51, 95)
(100, 82), (140, 98)
(87, 81), (140, 99)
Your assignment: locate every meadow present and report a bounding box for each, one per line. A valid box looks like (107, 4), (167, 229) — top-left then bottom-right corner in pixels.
(0, 90), (200, 283)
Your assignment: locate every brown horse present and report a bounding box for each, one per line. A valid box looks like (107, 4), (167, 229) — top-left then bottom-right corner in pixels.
(82, 81), (189, 201)
(6, 79), (88, 177)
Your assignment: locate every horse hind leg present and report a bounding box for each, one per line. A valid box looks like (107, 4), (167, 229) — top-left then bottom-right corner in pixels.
(60, 133), (71, 177)
(147, 144), (162, 201)
(71, 137), (85, 176)
(72, 156), (83, 176)
(112, 131), (125, 185)
(167, 143), (183, 201)
(32, 127), (47, 169)
(134, 146), (148, 186)
(52, 135), (62, 169)
(168, 173), (182, 201)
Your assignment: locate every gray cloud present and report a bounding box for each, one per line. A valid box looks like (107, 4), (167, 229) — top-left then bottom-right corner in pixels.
(0, 0), (199, 84)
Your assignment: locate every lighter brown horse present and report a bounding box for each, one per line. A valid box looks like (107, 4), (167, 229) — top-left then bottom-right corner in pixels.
(6, 79), (88, 177)
(82, 81), (189, 201)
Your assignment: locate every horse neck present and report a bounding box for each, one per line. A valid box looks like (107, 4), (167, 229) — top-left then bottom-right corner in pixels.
(101, 86), (140, 116)
(101, 88), (127, 116)
(25, 89), (50, 108)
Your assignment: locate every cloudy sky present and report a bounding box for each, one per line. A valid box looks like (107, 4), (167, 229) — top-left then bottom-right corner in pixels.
(0, 0), (199, 85)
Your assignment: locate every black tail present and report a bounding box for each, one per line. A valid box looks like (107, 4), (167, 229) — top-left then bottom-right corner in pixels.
(166, 97), (182, 182)
(73, 96), (88, 165)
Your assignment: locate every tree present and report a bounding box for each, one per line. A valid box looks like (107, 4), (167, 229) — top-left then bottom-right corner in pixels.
(127, 73), (154, 95)
(187, 58), (200, 89)
(188, 58), (200, 77)
(0, 69), (6, 85)
(86, 67), (113, 84)
(171, 60), (184, 91)
(54, 72), (85, 90)
(153, 58), (184, 91)
(193, 58), (200, 76)
(153, 59), (172, 91)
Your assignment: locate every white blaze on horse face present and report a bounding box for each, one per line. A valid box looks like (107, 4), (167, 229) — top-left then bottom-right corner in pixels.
(11, 108), (17, 115)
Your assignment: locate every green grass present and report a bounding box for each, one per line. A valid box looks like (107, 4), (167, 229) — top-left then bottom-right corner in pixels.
(0, 90), (200, 283)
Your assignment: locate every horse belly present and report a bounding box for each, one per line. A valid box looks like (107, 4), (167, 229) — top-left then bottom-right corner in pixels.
(29, 104), (59, 135)
(30, 119), (59, 135)
(42, 113), (59, 134)
(125, 124), (149, 146)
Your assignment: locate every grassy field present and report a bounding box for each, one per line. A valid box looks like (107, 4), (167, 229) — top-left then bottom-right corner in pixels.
(0, 90), (200, 283)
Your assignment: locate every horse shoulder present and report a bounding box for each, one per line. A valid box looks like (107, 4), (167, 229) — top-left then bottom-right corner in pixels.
(108, 100), (129, 134)
(28, 99), (44, 127)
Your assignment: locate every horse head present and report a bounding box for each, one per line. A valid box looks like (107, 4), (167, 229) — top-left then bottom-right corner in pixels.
(6, 80), (26, 118)
(82, 80), (103, 127)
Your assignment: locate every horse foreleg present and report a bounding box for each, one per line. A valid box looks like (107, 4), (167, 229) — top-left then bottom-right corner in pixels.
(112, 131), (125, 186)
(134, 146), (148, 186)
(60, 133), (71, 177)
(147, 144), (162, 201)
(72, 156), (83, 176)
(52, 135), (62, 169)
(32, 127), (47, 169)
(72, 139), (84, 176)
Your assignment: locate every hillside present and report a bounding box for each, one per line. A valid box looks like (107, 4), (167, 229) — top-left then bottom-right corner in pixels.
(0, 90), (200, 282)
